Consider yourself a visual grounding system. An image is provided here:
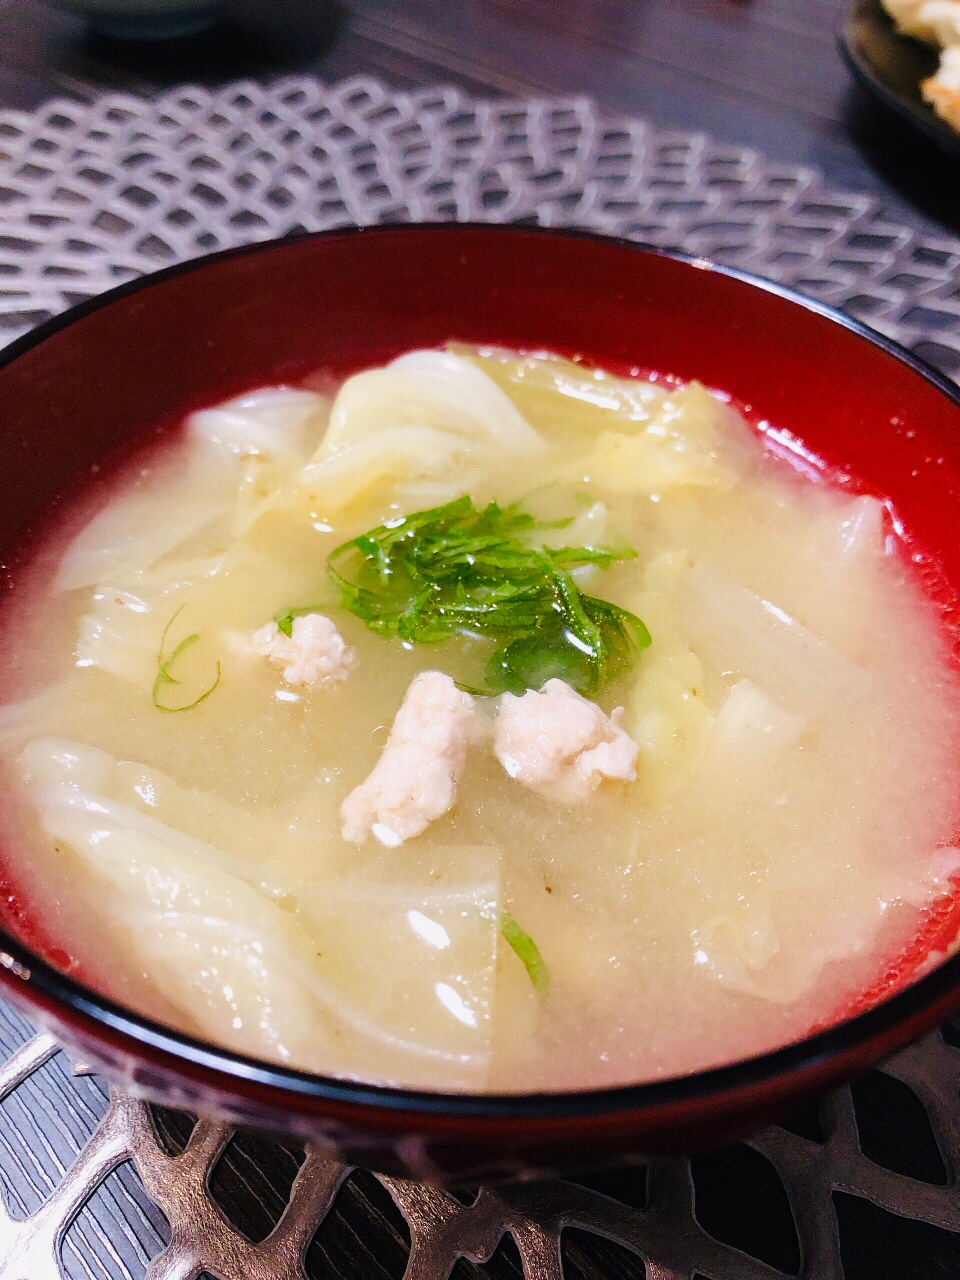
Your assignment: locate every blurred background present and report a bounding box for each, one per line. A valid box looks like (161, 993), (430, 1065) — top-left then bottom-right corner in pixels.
(0, 0), (955, 238)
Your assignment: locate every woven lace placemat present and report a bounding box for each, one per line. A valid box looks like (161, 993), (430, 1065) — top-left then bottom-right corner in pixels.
(0, 75), (959, 1280)
(0, 75), (958, 377)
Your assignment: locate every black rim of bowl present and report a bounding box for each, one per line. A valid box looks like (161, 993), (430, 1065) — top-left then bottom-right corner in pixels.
(838, 0), (960, 162)
(0, 222), (959, 1123)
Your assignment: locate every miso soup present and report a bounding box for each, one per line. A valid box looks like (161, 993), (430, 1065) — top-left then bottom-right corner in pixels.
(0, 345), (957, 1093)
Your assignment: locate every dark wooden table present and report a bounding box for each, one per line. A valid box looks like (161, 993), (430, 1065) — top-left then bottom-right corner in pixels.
(0, 0), (956, 239)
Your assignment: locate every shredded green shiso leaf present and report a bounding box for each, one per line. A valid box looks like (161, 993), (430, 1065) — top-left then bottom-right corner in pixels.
(152, 605), (221, 713)
(501, 912), (550, 993)
(295, 495), (649, 696)
(275, 604), (326, 639)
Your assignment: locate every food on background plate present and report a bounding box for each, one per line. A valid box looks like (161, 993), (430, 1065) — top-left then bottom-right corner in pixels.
(882, 0), (960, 130)
(0, 346), (957, 1093)
(923, 43), (960, 127)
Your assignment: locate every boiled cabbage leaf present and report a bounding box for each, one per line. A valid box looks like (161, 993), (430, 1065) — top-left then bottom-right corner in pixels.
(18, 737), (329, 1066)
(188, 387), (327, 460)
(53, 441), (237, 593)
(18, 739), (501, 1086)
(300, 350), (545, 515)
(298, 843), (500, 1088)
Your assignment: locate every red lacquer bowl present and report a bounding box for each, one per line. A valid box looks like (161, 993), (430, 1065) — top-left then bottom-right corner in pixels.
(0, 225), (959, 1183)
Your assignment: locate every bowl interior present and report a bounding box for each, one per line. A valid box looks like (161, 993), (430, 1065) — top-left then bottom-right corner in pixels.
(1, 224), (960, 1104)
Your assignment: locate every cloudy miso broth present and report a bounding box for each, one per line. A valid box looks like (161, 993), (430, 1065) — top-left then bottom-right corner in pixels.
(0, 345), (958, 1093)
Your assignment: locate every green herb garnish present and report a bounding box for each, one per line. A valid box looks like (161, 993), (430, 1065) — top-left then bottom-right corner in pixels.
(501, 913), (550, 993)
(317, 496), (650, 696)
(274, 604), (326, 638)
(152, 605), (221, 713)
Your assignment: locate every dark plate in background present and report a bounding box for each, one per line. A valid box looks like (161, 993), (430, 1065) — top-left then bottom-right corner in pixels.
(840, 0), (960, 163)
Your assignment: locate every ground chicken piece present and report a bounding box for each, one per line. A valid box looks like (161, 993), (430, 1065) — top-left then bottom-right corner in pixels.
(924, 45), (960, 131)
(251, 613), (354, 687)
(341, 671), (479, 846)
(494, 678), (639, 803)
